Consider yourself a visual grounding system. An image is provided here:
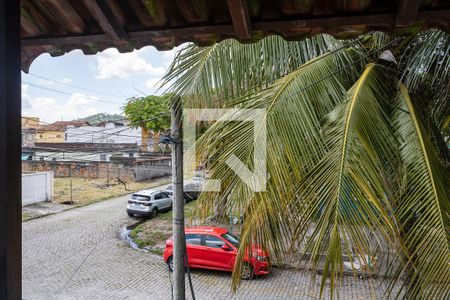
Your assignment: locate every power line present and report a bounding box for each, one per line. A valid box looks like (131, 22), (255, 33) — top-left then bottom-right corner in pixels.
(22, 115), (169, 140)
(26, 113), (171, 160)
(25, 35), (398, 163)
(26, 37), (398, 160)
(23, 81), (126, 105)
(27, 73), (127, 99)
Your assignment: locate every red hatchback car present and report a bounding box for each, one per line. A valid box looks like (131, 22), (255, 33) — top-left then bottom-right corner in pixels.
(163, 226), (270, 279)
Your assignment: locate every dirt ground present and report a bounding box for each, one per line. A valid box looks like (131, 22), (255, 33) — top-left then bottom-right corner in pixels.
(53, 176), (172, 206)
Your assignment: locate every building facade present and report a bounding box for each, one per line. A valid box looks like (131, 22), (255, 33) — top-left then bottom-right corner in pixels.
(65, 121), (142, 145)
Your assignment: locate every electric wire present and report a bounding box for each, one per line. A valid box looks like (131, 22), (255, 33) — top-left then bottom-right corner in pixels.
(23, 81), (126, 105)
(27, 73), (126, 99)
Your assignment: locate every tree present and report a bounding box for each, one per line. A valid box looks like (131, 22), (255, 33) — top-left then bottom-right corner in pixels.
(162, 30), (450, 299)
(123, 94), (172, 152)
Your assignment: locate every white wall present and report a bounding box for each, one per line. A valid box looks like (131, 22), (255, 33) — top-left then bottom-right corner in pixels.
(22, 172), (54, 205)
(65, 123), (142, 144)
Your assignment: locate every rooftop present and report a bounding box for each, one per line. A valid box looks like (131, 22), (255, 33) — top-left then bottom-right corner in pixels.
(36, 120), (89, 131)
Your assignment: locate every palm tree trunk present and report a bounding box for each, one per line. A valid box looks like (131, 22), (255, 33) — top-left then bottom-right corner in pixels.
(141, 127), (149, 152)
(152, 131), (160, 152)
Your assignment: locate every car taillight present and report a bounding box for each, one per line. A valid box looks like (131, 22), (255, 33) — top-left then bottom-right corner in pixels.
(128, 200), (133, 204)
(142, 202), (151, 206)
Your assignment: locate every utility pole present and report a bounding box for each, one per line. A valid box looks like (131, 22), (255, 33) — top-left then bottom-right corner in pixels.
(171, 96), (185, 299)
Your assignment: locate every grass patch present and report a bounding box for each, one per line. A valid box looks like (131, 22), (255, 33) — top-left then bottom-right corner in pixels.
(129, 201), (197, 253)
(53, 177), (171, 206)
(149, 248), (164, 256)
(22, 213), (32, 221)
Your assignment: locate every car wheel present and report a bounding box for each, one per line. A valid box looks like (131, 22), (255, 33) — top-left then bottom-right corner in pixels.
(127, 212), (134, 217)
(241, 263), (254, 280)
(151, 208), (158, 218)
(167, 256), (173, 272)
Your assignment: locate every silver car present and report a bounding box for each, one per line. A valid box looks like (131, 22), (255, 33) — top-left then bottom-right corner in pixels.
(126, 189), (172, 218)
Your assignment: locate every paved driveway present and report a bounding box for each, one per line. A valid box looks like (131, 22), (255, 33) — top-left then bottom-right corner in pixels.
(23, 193), (386, 299)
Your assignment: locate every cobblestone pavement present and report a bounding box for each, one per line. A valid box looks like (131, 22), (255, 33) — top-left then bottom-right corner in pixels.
(23, 193), (389, 300)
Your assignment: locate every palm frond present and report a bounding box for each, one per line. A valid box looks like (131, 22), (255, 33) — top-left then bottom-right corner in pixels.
(401, 29), (450, 92)
(182, 47), (366, 293)
(161, 34), (362, 106)
(188, 47), (363, 219)
(392, 83), (450, 299)
(289, 64), (402, 298)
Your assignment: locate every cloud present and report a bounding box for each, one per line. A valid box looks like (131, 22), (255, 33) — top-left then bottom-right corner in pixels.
(145, 78), (161, 90)
(22, 84), (32, 110)
(67, 92), (98, 106)
(95, 48), (165, 79)
(39, 79), (54, 85)
(22, 84), (31, 99)
(22, 93), (105, 122)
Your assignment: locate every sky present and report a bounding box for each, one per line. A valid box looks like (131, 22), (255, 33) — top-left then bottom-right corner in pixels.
(22, 45), (184, 123)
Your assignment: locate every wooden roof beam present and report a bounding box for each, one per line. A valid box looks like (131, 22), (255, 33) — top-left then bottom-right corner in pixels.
(21, 9), (450, 48)
(227, 0), (252, 39)
(396, 0), (422, 26)
(81, 0), (128, 41)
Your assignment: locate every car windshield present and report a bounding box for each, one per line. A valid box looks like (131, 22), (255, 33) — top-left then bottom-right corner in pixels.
(221, 232), (240, 248)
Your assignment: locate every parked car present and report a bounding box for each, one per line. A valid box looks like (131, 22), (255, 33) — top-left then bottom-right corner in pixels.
(165, 180), (203, 201)
(163, 226), (270, 280)
(126, 189), (172, 218)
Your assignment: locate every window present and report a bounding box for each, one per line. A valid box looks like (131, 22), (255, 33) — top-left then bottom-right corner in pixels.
(205, 235), (225, 248)
(131, 195), (150, 201)
(222, 232), (240, 248)
(160, 192), (169, 198)
(185, 234), (202, 246)
(154, 193), (162, 200)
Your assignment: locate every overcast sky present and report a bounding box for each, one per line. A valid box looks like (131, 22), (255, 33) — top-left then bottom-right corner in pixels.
(22, 45), (184, 123)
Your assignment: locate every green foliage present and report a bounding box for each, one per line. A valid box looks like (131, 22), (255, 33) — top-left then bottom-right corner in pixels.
(123, 94), (172, 131)
(162, 30), (450, 299)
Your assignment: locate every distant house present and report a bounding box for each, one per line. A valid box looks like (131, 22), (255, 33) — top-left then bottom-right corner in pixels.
(65, 121), (142, 145)
(28, 142), (140, 162)
(22, 116), (40, 129)
(22, 128), (36, 148)
(35, 120), (88, 143)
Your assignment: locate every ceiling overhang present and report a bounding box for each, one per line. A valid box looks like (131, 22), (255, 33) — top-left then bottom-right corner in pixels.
(20, 0), (450, 72)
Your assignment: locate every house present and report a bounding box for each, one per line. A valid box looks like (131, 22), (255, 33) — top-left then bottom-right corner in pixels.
(35, 120), (88, 143)
(22, 116), (40, 129)
(21, 128), (36, 148)
(65, 121), (142, 145)
(28, 142), (140, 162)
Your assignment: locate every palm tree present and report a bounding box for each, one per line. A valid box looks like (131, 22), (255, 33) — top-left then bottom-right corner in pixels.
(161, 30), (449, 299)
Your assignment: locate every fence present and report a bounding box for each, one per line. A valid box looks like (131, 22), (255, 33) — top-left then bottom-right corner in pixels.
(22, 158), (172, 182)
(22, 171), (54, 205)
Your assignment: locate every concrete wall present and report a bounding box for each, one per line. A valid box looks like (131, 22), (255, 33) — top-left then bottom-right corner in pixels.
(22, 158), (171, 182)
(134, 159), (172, 181)
(22, 172), (54, 205)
